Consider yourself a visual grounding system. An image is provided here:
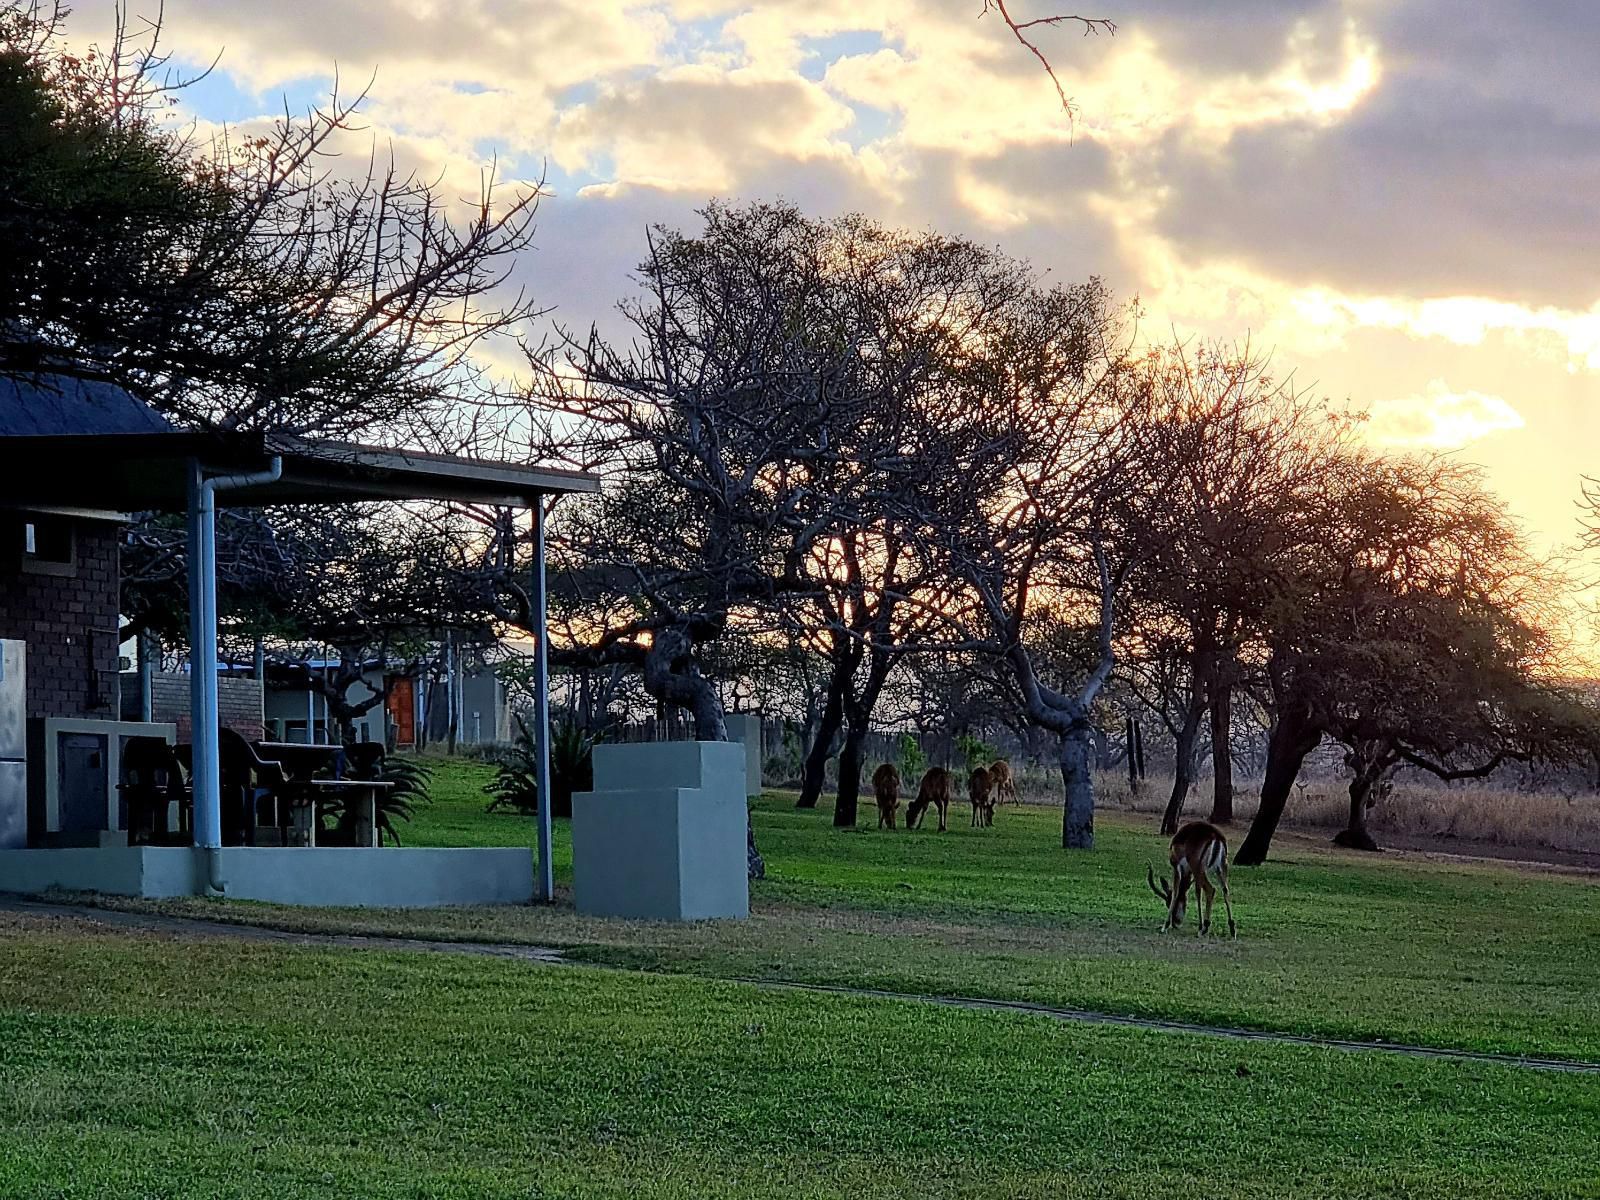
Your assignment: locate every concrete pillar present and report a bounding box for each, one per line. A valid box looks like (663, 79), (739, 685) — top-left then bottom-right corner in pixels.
(570, 741), (749, 921)
(726, 713), (763, 798)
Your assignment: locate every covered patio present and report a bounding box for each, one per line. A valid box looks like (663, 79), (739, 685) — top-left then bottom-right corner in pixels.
(0, 427), (597, 906)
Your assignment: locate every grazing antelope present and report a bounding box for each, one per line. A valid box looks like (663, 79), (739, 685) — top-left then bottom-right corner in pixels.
(988, 759), (1019, 806)
(969, 766), (995, 827)
(872, 763), (902, 830)
(1147, 821), (1237, 937)
(905, 767), (954, 832)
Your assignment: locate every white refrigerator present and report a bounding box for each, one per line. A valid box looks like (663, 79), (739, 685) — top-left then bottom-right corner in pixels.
(0, 639), (25, 849)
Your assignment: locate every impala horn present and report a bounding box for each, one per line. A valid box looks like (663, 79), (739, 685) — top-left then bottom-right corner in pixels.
(1146, 864), (1171, 903)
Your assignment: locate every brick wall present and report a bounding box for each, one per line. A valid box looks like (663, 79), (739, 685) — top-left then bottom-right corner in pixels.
(0, 517), (121, 720)
(149, 672), (265, 741)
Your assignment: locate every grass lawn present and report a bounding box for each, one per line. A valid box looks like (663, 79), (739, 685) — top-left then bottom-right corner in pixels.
(90, 756), (1600, 1062)
(5, 756), (1599, 1197)
(2, 913), (1599, 1199)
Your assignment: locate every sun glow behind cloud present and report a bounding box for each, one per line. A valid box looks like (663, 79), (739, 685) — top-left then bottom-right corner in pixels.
(1356, 380), (1525, 450)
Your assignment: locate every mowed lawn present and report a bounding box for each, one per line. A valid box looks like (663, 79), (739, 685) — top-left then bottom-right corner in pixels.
(3, 756), (1599, 1197)
(3, 914), (1599, 1199)
(105, 757), (1600, 1062)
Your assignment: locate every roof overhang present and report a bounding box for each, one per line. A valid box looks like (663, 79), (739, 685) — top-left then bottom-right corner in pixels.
(0, 430), (599, 511)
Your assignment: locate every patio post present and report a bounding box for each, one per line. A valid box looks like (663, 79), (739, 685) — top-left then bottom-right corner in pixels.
(186, 460), (221, 850)
(532, 498), (554, 901)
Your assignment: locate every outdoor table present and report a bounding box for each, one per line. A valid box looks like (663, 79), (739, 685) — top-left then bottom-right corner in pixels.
(300, 778), (397, 847)
(254, 742), (393, 846)
(254, 741), (344, 782)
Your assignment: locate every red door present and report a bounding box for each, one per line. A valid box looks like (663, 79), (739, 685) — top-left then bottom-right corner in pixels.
(386, 676), (415, 747)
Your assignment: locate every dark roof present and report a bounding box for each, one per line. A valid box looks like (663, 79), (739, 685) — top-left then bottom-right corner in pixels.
(0, 373), (173, 436)
(0, 429), (599, 510)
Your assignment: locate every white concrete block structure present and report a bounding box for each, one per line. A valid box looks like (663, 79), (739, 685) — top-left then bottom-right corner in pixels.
(570, 741), (750, 921)
(725, 713), (763, 797)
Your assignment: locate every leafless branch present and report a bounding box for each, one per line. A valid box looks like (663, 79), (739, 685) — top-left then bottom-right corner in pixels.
(980, 0), (1114, 116)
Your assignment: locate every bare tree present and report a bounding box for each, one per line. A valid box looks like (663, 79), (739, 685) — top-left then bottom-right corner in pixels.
(928, 274), (1142, 848)
(1120, 342), (1345, 833)
(2, 2), (543, 439)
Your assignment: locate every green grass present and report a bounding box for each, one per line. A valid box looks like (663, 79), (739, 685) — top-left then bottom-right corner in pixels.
(3, 918), (1599, 1199)
(97, 757), (1600, 1062)
(6, 757), (1600, 1196)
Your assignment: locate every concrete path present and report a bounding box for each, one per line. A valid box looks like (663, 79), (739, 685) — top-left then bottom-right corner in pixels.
(6, 897), (1598, 1077)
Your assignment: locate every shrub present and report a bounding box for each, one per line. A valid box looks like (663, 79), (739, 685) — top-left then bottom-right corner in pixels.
(955, 733), (1000, 772)
(484, 713), (597, 819)
(897, 732), (926, 780)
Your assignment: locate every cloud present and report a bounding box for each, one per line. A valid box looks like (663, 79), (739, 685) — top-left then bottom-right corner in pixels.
(55, 0), (1600, 554)
(552, 67), (858, 193)
(1357, 380), (1525, 450)
(1147, 7), (1600, 310)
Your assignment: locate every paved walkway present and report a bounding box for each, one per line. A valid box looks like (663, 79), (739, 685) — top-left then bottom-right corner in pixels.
(7, 897), (1598, 1077)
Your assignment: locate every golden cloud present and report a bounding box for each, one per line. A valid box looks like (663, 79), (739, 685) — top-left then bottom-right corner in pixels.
(1355, 380), (1525, 450)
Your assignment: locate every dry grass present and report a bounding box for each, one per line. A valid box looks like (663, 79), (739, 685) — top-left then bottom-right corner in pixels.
(1007, 763), (1600, 856)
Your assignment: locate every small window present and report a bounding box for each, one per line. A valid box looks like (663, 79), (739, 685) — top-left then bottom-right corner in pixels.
(20, 515), (75, 576)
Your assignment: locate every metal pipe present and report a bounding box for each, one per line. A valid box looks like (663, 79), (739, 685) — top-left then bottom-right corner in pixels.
(532, 499), (554, 902)
(185, 462), (213, 854)
(188, 457), (282, 873)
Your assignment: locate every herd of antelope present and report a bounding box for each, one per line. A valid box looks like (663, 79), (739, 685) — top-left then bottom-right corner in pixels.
(867, 759), (1238, 938)
(870, 759), (1018, 832)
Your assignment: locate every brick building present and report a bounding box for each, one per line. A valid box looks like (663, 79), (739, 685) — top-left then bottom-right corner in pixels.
(0, 509), (123, 720)
(2, 374), (171, 722)
(146, 671), (264, 741)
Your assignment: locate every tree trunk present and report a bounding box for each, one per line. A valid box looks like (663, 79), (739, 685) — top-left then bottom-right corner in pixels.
(1235, 710), (1320, 866)
(1126, 716), (1142, 795)
(1333, 775), (1381, 852)
(834, 726), (865, 828)
(797, 684), (844, 809)
(1160, 703), (1205, 835)
(1208, 682), (1234, 824)
(834, 648), (892, 829)
(640, 628), (762, 876)
(1061, 724), (1095, 849)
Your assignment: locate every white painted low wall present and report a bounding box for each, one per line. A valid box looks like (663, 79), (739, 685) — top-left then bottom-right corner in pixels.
(0, 846), (533, 907)
(217, 847), (533, 907)
(0, 847), (195, 898)
(572, 740), (749, 922)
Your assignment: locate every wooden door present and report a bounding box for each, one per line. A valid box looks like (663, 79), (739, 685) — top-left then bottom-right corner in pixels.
(385, 675), (415, 747)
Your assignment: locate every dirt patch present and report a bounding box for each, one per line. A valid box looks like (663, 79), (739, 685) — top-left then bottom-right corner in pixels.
(1346, 831), (1600, 878)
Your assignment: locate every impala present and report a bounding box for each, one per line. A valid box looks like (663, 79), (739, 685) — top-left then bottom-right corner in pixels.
(872, 763), (902, 830)
(1147, 821), (1237, 937)
(969, 766), (995, 827)
(905, 767), (954, 832)
(988, 759), (1019, 806)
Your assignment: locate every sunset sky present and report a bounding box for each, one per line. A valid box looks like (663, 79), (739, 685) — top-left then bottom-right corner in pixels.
(99, 2), (1600, 565)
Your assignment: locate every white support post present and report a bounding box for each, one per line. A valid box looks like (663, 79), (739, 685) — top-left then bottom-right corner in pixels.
(186, 461), (221, 850)
(305, 673), (315, 745)
(136, 631), (155, 722)
(185, 455), (281, 872)
(532, 499), (554, 902)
